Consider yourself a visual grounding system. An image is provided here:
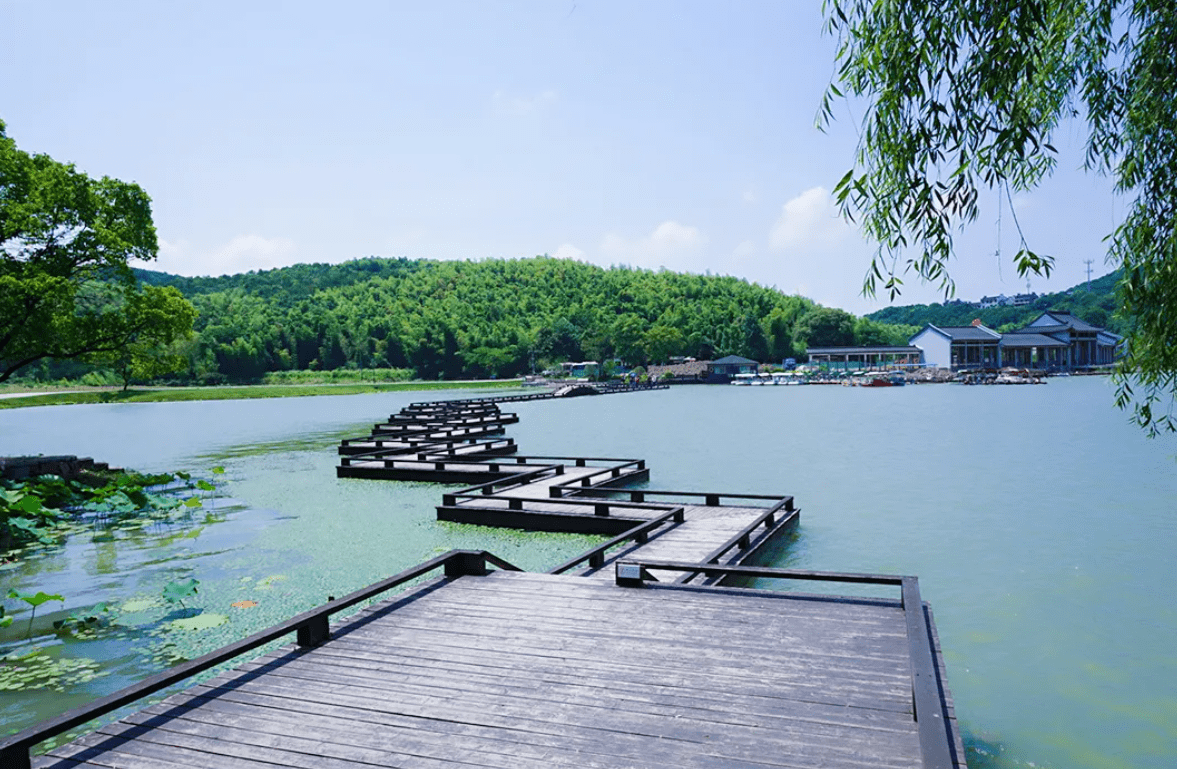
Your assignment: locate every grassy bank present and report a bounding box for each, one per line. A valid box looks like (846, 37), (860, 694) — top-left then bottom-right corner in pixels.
(0, 380), (524, 410)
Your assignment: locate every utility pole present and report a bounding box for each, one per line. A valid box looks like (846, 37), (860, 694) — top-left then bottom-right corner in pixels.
(1084, 259), (1094, 290)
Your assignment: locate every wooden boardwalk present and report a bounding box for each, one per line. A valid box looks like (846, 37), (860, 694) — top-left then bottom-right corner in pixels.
(338, 398), (800, 575)
(26, 567), (965, 769)
(2, 393), (966, 768)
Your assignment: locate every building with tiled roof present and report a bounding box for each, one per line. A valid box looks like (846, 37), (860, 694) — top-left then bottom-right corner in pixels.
(903, 311), (1123, 370)
(908, 323), (1002, 368)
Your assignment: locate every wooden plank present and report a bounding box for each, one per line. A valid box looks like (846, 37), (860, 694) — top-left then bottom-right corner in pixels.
(31, 569), (956, 769)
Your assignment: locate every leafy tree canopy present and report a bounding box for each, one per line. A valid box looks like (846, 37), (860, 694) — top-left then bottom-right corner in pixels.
(795, 307), (857, 349)
(822, 0), (1177, 433)
(0, 119), (196, 382)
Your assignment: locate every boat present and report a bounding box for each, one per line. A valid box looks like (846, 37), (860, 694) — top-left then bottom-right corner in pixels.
(857, 371), (906, 387)
(771, 371), (807, 385)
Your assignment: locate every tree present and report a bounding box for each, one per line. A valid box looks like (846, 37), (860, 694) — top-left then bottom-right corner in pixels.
(641, 325), (685, 365)
(0, 119), (196, 382)
(90, 287), (197, 390)
(795, 307), (856, 349)
(822, 1), (1177, 433)
(532, 317), (583, 363)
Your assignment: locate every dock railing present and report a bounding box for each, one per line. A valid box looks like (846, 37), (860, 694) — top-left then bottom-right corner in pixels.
(612, 560), (955, 769)
(570, 488), (793, 507)
(339, 438), (518, 469)
(677, 498), (800, 584)
(0, 550), (522, 769)
(546, 507), (687, 574)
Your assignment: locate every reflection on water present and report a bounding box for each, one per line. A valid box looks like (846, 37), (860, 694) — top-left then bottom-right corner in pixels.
(2, 381), (1176, 768)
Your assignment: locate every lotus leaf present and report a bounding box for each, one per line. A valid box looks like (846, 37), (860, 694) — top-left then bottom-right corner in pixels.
(170, 612), (227, 631)
(0, 649), (105, 691)
(7, 589), (65, 608)
(256, 575), (287, 589)
(119, 597), (159, 613)
(162, 578), (199, 606)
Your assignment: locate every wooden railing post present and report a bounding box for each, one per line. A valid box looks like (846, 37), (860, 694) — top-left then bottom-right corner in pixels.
(0, 744), (30, 769)
(444, 551), (487, 577)
(297, 615), (330, 647)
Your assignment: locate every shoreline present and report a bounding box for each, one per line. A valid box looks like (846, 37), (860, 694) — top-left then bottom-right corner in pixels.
(0, 379), (526, 410)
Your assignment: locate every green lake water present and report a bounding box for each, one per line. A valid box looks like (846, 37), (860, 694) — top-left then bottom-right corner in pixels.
(2, 378), (1175, 768)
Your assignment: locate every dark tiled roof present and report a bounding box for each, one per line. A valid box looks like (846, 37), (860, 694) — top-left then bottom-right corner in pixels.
(807, 346), (923, 355)
(936, 326), (1000, 341)
(711, 355), (759, 365)
(1045, 311), (1101, 332)
(1009, 324), (1069, 335)
(999, 333), (1068, 348)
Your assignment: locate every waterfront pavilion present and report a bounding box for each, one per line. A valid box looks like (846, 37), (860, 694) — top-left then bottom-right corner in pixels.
(806, 345), (923, 370)
(998, 332), (1069, 368)
(908, 324), (1002, 368)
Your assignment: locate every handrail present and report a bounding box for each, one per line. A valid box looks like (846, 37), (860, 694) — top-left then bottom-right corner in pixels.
(612, 560), (955, 769)
(567, 487), (794, 508)
(547, 508), (686, 574)
(0, 550), (521, 769)
(340, 439), (516, 465)
(546, 459), (648, 495)
(342, 424), (504, 443)
(677, 499), (799, 584)
(441, 464), (565, 503)
(444, 484), (681, 518)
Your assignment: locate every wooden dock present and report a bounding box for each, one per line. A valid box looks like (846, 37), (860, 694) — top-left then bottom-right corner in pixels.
(337, 397), (800, 577)
(7, 553), (965, 769)
(1, 393), (967, 768)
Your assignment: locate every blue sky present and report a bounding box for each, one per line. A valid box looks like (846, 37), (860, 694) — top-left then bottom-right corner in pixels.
(2, 0), (1120, 314)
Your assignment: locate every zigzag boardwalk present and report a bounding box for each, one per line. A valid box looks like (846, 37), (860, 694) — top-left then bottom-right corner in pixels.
(2, 388), (966, 768)
(338, 393), (798, 577)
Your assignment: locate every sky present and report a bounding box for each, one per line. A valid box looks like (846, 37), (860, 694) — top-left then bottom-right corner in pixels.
(1, 0), (1122, 315)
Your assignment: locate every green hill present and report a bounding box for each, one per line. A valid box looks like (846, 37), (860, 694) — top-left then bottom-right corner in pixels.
(864, 270), (1123, 334)
(112, 256), (838, 382)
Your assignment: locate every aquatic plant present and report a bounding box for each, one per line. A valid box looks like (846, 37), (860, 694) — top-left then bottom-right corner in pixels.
(53, 602), (115, 637)
(0, 468), (225, 554)
(6, 588), (63, 638)
(0, 647), (107, 692)
(162, 578), (199, 608)
(169, 612), (227, 631)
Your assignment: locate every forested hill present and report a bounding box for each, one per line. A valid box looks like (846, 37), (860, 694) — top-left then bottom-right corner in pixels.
(126, 256), (911, 383)
(865, 270), (1123, 334)
(133, 258), (427, 302)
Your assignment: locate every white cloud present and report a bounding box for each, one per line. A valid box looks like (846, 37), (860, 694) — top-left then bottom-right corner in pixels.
(600, 220), (707, 270)
(552, 243), (586, 261)
(769, 186), (852, 251)
(732, 240), (757, 259)
(493, 89), (558, 116)
(152, 234), (297, 276)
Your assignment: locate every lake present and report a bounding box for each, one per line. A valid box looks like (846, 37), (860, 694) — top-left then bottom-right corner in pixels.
(2, 377), (1175, 768)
